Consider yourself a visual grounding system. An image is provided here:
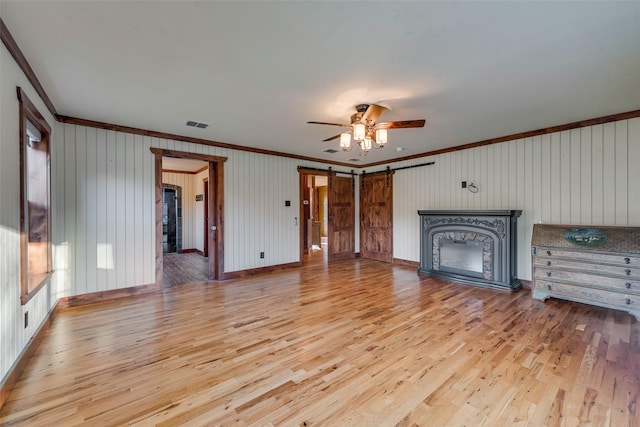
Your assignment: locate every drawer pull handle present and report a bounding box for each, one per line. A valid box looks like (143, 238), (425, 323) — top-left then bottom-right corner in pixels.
(626, 283), (632, 289)
(625, 269), (631, 276)
(546, 271), (552, 277)
(546, 261), (551, 266)
(625, 257), (631, 264)
(546, 284), (552, 290)
(625, 298), (632, 305)
(546, 250), (551, 256)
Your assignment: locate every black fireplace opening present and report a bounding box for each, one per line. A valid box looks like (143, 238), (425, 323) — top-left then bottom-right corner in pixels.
(439, 239), (484, 279)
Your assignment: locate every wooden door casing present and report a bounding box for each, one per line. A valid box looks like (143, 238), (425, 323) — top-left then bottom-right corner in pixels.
(360, 171), (393, 263)
(151, 148), (227, 284)
(328, 174), (355, 262)
(203, 179), (209, 258)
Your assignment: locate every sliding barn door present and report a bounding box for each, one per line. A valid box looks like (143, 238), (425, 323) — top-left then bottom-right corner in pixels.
(328, 174), (355, 262)
(360, 171), (394, 263)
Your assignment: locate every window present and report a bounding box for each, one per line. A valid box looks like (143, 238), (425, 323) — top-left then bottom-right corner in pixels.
(18, 87), (52, 304)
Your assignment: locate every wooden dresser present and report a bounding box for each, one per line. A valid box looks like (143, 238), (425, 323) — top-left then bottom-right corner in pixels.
(531, 224), (640, 320)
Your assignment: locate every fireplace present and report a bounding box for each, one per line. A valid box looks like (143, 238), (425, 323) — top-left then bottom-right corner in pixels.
(418, 210), (522, 291)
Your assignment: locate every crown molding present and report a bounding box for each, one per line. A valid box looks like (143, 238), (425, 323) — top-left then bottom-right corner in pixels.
(1, 18), (58, 117)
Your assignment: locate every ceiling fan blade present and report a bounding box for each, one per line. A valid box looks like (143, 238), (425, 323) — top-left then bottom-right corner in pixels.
(362, 104), (388, 123)
(307, 121), (350, 127)
(375, 119), (426, 129)
(323, 133), (343, 142)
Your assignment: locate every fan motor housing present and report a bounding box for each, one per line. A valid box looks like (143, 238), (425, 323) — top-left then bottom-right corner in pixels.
(350, 112), (365, 124)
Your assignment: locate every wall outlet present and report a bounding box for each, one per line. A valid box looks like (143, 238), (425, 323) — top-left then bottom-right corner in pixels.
(461, 181), (467, 188)
(285, 200), (291, 207)
(260, 252), (265, 259)
(24, 311), (28, 328)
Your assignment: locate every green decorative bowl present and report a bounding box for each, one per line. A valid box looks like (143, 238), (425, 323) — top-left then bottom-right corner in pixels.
(564, 228), (608, 247)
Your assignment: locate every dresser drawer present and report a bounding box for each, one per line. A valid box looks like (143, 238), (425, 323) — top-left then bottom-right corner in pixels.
(533, 248), (640, 266)
(533, 268), (640, 293)
(533, 280), (640, 309)
(532, 257), (640, 278)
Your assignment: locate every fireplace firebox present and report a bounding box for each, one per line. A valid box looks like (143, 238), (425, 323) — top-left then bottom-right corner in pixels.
(418, 210), (522, 291)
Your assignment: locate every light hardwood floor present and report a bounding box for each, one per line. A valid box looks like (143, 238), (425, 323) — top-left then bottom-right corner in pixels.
(1, 255), (638, 426)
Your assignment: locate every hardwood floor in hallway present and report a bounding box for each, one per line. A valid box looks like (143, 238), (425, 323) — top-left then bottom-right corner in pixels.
(1, 258), (638, 426)
(163, 252), (210, 287)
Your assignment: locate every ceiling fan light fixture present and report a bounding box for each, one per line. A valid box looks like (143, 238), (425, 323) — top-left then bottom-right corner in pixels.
(353, 123), (366, 142)
(307, 103), (425, 155)
(339, 132), (352, 150)
(375, 129), (388, 145)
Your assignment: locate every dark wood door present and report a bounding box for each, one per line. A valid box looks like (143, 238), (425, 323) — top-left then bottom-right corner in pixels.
(328, 175), (355, 262)
(360, 171), (393, 263)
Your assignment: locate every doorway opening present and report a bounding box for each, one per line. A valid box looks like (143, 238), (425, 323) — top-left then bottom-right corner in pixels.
(151, 148), (227, 287)
(162, 184), (182, 254)
(299, 168), (355, 264)
(301, 174), (329, 263)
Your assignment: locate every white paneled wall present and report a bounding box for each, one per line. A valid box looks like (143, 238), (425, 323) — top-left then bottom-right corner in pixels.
(57, 125), (156, 295)
(225, 150), (300, 271)
(393, 118), (640, 280)
(1, 45), (59, 384)
(54, 125), (343, 294)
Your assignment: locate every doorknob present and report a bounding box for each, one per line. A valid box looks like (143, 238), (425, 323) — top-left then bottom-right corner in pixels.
(210, 225), (217, 231)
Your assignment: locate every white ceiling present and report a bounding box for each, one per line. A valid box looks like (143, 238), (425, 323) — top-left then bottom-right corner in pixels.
(162, 157), (207, 173)
(2, 1), (639, 167)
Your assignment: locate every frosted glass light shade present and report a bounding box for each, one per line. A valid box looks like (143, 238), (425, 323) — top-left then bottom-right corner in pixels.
(375, 129), (388, 145)
(362, 136), (373, 152)
(339, 133), (351, 150)
(353, 123), (366, 141)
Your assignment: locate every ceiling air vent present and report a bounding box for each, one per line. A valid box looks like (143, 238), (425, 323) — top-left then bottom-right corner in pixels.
(324, 149), (338, 153)
(186, 120), (209, 129)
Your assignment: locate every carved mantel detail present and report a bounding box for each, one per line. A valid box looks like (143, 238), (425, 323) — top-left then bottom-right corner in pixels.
(422, 216), (506, 239)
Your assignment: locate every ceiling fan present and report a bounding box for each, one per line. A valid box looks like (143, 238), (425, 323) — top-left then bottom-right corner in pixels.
(307, 104), (426, 153)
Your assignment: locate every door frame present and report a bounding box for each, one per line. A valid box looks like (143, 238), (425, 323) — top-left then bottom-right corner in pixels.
(298, 168), (320, 265)
(299, 169), (328, 264)
(298, 168), (356, 264)
(151, 148), (227, 285)
(203, 178), (209, 258)
(162, 184), (182, 254)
